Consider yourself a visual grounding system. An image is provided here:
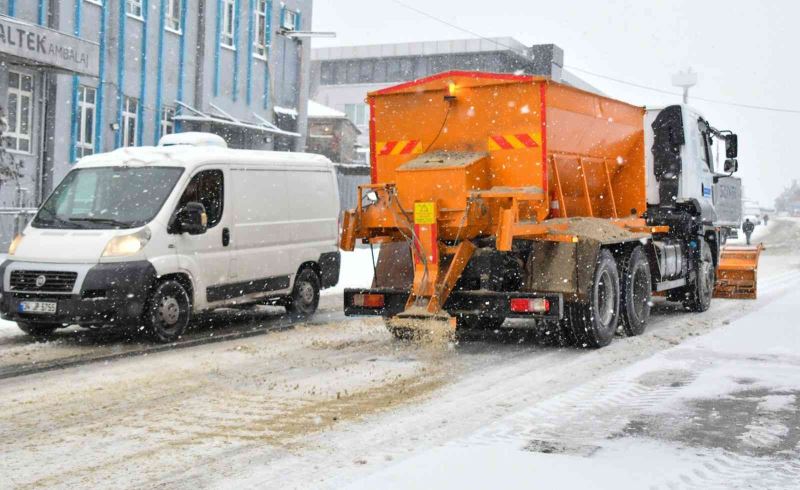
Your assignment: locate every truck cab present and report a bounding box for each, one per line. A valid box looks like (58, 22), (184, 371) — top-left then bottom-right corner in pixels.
(645, 104), (739, 225)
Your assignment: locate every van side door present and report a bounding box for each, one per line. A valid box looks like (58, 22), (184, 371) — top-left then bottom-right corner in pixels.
(286, 167), (340, 264)
(228, 166), (294, 299)
(172, 167), (232, 308)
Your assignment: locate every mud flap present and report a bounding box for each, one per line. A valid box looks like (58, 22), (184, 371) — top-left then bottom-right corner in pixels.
(372, 242), (414, 289)
(526, 239), (601, 302)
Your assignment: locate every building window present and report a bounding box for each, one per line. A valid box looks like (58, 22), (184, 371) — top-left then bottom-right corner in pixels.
(253, 0), (270, 58)
(221, 0), (236, 47)
(76, 85), (96, 158)
(160, 107), (175, 138)
(309, 123), (332, 139)
(344, 104), (369, 127)
(281, 8), (298, 31)
(126, 0), (143, 18)
(320, 62), (334, 85)
(6, 71), (33, 153)
(166, 0), (182, 31)
(122, 96), (139, 147)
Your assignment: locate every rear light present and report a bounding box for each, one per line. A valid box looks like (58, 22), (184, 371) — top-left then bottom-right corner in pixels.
(510, 298), (550, 314)
(352, 293), (385, 308)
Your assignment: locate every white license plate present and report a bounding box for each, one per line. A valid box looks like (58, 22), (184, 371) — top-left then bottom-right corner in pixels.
(18, 301), (57, 314)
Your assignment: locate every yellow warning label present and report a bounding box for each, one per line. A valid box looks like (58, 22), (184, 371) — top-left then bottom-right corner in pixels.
(414, 202), (437, 225)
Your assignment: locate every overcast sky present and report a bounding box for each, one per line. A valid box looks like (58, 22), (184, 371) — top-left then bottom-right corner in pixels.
(312, 0), (800, 206)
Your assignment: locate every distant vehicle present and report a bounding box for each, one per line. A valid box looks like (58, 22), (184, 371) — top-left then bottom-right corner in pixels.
(0, 133), (341, 342)
(743, 200), (763, 225)
(713, 176), (742, 240)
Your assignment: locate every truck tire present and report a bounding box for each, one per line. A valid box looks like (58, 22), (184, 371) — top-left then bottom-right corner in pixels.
(17, 322), (59, 338)
(566, 249), (620, 348)
(619, 246), (652, 336)
(683, 240), (714, 312)
(143, 279), (192, 343)
(534, 319), (576, 347)
(286, 268), (320, 320)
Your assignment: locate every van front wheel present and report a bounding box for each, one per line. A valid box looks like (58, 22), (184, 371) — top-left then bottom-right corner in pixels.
(286, 269), (320, 320)
(144, 280), (191, 343)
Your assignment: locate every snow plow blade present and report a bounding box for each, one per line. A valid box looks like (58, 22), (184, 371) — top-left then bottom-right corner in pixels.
(714, 244), (764, 300)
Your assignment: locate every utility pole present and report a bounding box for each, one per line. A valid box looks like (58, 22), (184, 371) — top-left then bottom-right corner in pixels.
(672, 68), (698, 104)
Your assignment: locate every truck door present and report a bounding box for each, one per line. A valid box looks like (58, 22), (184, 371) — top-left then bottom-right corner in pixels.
(696, 117), (716, 207)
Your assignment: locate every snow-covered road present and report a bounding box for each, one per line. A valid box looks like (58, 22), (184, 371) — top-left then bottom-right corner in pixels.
(0, 221), (797, 489)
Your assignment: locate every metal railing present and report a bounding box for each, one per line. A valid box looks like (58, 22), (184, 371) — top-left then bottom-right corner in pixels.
(0, 208), (37, 249)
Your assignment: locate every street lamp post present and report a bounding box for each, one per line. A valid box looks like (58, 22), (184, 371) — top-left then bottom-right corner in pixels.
(672, 68), (698, 104)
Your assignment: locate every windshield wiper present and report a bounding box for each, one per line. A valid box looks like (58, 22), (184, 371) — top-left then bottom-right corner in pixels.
(35, 209), (80, 228)
(68, 217), (132, 228)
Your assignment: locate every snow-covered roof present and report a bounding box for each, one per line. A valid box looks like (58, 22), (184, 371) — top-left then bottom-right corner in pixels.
(313, 37), (529, 61)
(75, 140), (332, 172)
(308, 100), (346, 119)
(274, 106), (299, 117)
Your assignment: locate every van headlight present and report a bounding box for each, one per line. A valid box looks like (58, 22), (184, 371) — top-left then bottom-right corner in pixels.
(102, 228), (151, 257)
(8, 234), (23, 256)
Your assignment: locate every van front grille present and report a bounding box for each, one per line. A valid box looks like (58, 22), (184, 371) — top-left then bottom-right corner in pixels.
(10, 270), (77, 293)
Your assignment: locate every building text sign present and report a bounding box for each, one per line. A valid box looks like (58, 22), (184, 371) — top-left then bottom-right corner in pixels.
(0, 15), (99, 78)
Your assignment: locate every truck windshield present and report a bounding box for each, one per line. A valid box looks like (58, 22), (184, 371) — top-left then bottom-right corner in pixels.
(32, 166), (184, 230)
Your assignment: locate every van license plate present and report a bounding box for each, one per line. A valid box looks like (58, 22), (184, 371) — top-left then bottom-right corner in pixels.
(18, 301), (57, 314)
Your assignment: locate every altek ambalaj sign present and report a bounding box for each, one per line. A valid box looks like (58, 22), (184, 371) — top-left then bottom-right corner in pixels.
(0, 15), (99, 78)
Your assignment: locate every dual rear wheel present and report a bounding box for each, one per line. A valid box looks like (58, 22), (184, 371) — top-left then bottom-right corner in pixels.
(563, 247), (652, 348)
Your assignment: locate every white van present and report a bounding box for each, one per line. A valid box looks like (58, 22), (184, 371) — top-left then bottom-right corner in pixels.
(0, 133), (341, 342)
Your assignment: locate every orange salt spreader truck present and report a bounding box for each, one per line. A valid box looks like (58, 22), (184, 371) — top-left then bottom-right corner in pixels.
(339, 71), (761, 347)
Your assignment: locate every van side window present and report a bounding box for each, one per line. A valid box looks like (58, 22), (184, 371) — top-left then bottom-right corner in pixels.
(178, 170), (224, 227)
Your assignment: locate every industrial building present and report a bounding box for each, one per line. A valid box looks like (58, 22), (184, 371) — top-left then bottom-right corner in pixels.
(310, 38), (599, 162)
(0, 0), (314, 246)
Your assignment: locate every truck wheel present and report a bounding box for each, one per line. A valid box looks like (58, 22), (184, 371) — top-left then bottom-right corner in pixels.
(286, 269), (320, 320)
(17, 322), (59, 338)
(143, 279), (192, 343)
(535, 320), (576, 347)
(620, 246), (652, 336)
(567, 249), (620, 348)
(683, 240), (714, 312)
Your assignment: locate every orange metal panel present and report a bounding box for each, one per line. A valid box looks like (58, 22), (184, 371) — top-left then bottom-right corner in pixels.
(714, 244), (764, 300)
(355, 71), (651, 318)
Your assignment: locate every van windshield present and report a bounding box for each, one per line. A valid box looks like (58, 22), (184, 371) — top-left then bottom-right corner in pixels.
(32, 166), (184, 230)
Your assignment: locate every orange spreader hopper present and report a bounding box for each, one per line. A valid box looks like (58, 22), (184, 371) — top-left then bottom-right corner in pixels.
(714, 244), (764, 300)
(339, 71), (650, 323)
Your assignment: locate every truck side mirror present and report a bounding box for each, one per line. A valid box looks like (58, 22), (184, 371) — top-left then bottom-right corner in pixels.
(725, 134), (738, 159)
(176, 202), (208, 235)
(724, 158), (738, 173)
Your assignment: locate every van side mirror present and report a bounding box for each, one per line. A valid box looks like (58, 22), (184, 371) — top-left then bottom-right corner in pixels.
(176, 202), (208, 235)
(725, 134), (738, 158)
(724, 158), (739, 173)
